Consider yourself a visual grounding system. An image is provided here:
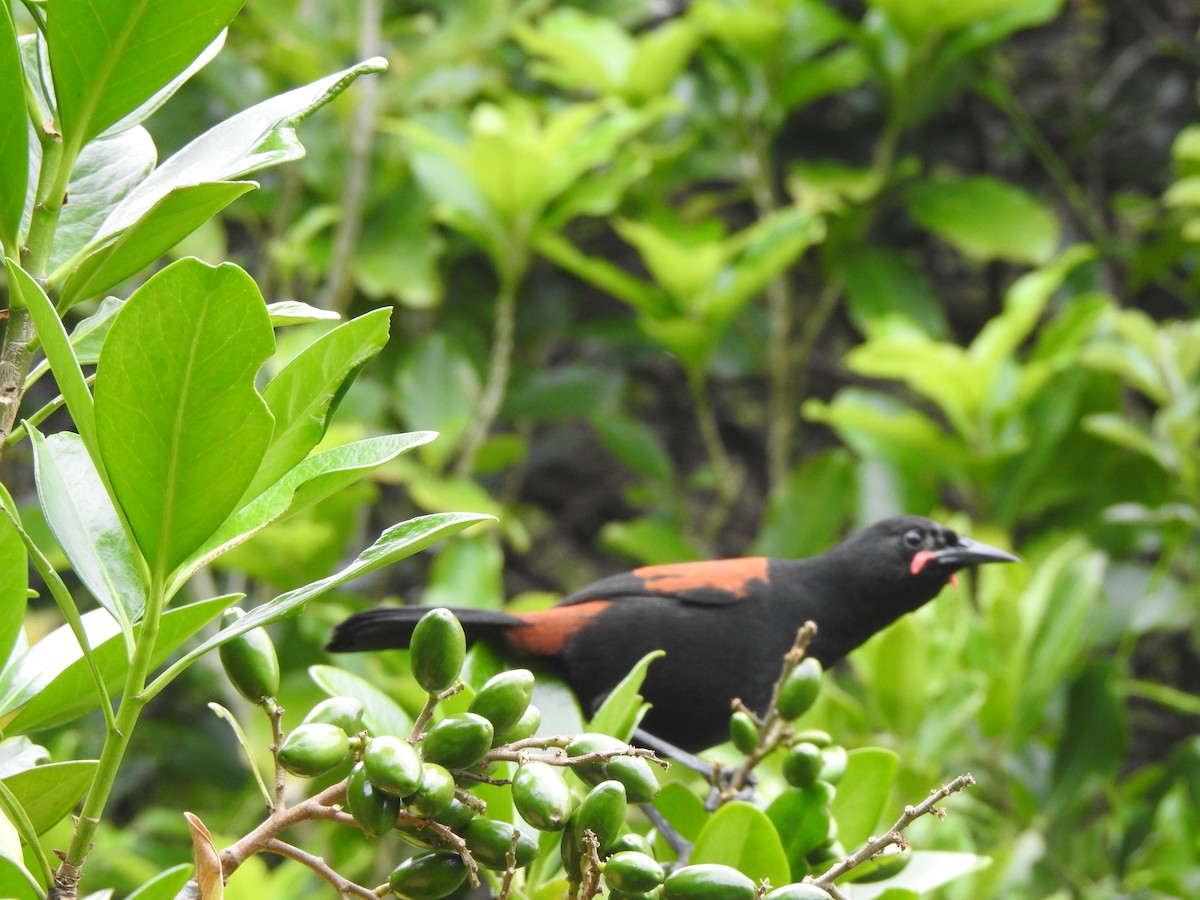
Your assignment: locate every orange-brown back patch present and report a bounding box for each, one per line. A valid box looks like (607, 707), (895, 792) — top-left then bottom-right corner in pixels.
(504, 600), (613, 656)
(633, 557), (769, 599)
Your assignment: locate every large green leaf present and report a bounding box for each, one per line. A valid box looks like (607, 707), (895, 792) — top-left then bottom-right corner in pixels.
(60, 181), (256, 306)
(49, 126), (157, 273)
(906, 175), (1059, 265)
(94, 258), (275, 577)
(0, 516), (25, 671)
(309, 664), (412, 738)
(151, 512), (494, 694)
(829, 747), (899, 848)
(765, 782), (835, 880)
(840, 245), (946, 340)
(691, 801), (790, 889)
(125, 865), (194, 900)
(0, 594), (238, 732)
(29, 429), (145, 633)
(105, 58), (386, 236)
(0, 2), (25, 255)
(2, 760), (96, 834)
(47, 0), (244, 151)
(247, 307), (391, 498)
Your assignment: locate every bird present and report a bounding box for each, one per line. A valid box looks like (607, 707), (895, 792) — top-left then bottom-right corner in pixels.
(327, 515), (1017, 754)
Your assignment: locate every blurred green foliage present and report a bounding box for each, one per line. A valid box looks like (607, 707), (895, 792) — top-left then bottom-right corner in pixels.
(3, 0), (1199, 897)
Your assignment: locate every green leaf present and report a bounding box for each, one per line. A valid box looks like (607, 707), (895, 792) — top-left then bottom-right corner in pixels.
(422, 533), (504, 611)
(47, 0), (244, 150)
(60, 181), (257, 306)
(5, 260), (98, 456)
(753, 450), (857, 558)
(765, 781), (836, 879)
(0, 739), (47, 780)
(207, 703), (271, 806)
(588, 650), (664, 741)
(308, 664), (413, 738)
(247, 308), (391, 498)
(0, 807), (39, 898)
(266, 301), (340, 327)
(181, 432), (436, 584)
(652, 782), (709, 844)
(691, 801), (790, 888)
(504, 366), (623, 421)
(905, 175), (1059, 265)
(49, 127), (157, 274)
(840, 246), (946, 340)
(105, 57), (386, 235)
(1082, 414), (1166, 469)
(0, 510), (27, 669)
(29, 429), (145, 633)
(0, 2), (26, 255)
(2, 760), (96, 834)
(124, 865), (194, 900)
(1, 593), (238, 732)
(829, 748), (899, 848)
(868, 0), (1020, 36)
(394, 334), (479, 470)
(94, 258), (275, 577)
(591, 414), (674, 483)
(152, 512), (494, 693)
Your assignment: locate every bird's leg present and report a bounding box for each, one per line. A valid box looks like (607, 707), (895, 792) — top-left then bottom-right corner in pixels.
(631, 728), (756, 811)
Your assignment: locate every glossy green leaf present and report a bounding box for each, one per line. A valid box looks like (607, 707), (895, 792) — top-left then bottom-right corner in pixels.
(0, 739), (47, 781)
(2, 760), (96, 834)
(247, 308), (391, 498)
(29, 298), (124, 385)
(182, 432), (436, 584)
(124, 865), (194, 900)
(829, 748), (899, 848)
(652, 782), (709, 845)
(47, 0), (244, 150)
(49, 127), (158, 274)
(60, 181), (256, 306)
(5, 261), (98, 455)
(691, 801), (790, 889)
(266, 301), (340, 327)
(104, 57), (386, 235)
(95, 258), (275, 576)
(153, 512), (493, 692)
(29, 429), (145, 631)
(308, 664), (413, 738)
(395, 333), (480, 470)
(906, 175), (1059, 265)
(2, 594), (238, 732)
(0, 512), (27, 670)
(766, 782), (836, 879)
(0, 2), (25, 255)
(588, 650), (664, 741)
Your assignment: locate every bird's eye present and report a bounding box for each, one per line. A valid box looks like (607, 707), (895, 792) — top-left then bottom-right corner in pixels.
(903, 528), (923, 548)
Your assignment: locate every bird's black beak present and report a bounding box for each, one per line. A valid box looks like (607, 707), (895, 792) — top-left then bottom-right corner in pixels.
(935, 537), (1019, 570)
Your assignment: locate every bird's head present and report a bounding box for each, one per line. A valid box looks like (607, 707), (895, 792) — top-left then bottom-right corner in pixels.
(834, 515), (1018, 610)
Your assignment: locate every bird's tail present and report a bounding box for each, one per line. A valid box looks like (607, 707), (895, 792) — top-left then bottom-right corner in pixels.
(326, 606), (524, 653)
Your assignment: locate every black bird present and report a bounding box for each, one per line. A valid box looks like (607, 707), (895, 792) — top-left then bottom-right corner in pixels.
(328, 516), (1017, 753)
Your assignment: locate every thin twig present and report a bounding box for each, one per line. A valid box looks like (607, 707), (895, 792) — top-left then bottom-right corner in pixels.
(261, 838), (378, 900)
(578, 830), (604, 900)
(265, 698), (287, 810)
(496, 828), (522, 900)
(810, 773), (976, 890)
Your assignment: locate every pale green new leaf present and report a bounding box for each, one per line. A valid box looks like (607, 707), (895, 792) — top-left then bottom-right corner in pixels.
(266, 301), (340, 327)
(47, 0), (244, 150)
(830, 747), (899, 848)
(906, 175), (1059, 265)
(247, 307), (391, 498)
(29, 429), (145, 633)
(588, 650), (663, 741)
(0, 2), (26, 255)
(95, 259), (275, 577)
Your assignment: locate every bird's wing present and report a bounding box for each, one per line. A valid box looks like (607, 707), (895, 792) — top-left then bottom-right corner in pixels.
(559, 557), (771, 607)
